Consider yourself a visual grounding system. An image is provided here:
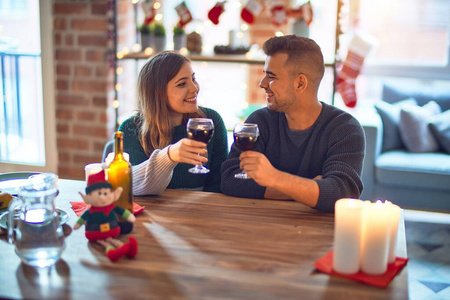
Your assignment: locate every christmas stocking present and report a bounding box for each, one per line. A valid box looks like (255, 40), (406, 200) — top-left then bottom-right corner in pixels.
(208, 1), (226, 25)
(337, 34), (374, 108)
(175, 1), (193, 28)
(141, 0), (156, 25)
(270, 4), (287, 26)
(241, 0), (263, 24)
(301, 1), (313, 26)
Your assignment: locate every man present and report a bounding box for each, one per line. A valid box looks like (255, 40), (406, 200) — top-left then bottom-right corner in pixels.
(220, 35), (365, 212)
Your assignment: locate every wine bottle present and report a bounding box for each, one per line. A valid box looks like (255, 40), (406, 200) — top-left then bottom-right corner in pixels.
(107, 131), (133, 232)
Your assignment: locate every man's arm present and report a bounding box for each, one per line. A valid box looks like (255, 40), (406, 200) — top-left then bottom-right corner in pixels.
(239, 151), (320, 207)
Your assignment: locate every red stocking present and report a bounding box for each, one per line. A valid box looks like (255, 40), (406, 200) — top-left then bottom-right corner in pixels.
(241, 0), (263, 24)
(270, 4), (287, 26)
(337, 34), (374, 108)
(301, 1), (314, 26)
(208, 1), (226, 25)
(175, 1), (192, 28)
(141, 0), (155, 25)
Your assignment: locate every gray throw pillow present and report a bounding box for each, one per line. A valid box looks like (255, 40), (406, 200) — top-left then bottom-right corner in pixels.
(429, 109), (450, 154)
(375, 98), (417, 152)
(399, 101), (442, 153)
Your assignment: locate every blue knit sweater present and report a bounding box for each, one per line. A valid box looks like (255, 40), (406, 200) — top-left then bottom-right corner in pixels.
(220, 102), (365, 212)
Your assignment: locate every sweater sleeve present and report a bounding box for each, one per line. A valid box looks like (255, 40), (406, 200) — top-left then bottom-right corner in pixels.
(313, 115), (365, 212)
(132, 145), (178, 196)
(203, 108), (229, 193)
(220, 110), (267, 198)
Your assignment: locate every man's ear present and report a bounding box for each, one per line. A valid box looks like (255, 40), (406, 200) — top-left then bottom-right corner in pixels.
(295, 74), (308, 91)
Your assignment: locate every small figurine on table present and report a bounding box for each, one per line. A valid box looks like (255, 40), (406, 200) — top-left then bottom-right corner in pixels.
(74, 169), (138, 261)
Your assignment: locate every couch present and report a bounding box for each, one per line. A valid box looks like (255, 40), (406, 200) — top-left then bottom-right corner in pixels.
(359, 83), (450, 212)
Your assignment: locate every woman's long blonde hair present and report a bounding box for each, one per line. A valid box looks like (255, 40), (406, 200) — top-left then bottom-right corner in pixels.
(136, 51), (204, 155)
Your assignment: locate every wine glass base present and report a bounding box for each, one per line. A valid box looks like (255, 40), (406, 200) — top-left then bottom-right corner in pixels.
(234, 172), (250, 179)
(189, 167), (210, 174)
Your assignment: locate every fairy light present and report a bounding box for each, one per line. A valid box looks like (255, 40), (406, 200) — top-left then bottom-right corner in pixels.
(144, 47), (154, 56)
(179, 48), (188, 55)
(132, 43), (141, 52)
(155, 13), (163, 21)
(116, 67), (123, 75)
(240, 24), (249, 31)
(153, 2), (161, 9)
(116, 51), (124, 59)
(236, 31), (244, 39)
(112, 100), (120, 109)
(122, 47), (129, 55)
(131, 0), (139, 4)
(115, 83), (122, 91)
(275, 31), (284, 37)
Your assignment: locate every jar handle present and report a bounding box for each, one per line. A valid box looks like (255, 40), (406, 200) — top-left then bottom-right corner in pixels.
(7, 196), (20, 244)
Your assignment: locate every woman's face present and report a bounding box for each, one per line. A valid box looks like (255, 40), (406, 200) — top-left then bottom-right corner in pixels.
(166, 62), (199, 124)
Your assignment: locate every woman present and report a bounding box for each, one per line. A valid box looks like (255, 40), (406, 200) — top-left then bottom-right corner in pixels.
(119, 51), (228, 195)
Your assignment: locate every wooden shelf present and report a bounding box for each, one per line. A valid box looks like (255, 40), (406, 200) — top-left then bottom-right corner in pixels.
(121, 52), (335, 67)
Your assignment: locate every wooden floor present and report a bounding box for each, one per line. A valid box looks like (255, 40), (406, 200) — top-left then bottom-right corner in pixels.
(404, 210), (450, 299)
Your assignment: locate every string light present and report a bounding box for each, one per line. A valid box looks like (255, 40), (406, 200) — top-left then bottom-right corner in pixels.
(131, 0), (139, 4)
(116, 67), (123, 75)
(115, 83), (122, 91)
(153, 2), (161, 9)
(144, 47), (154, 55)
(112, 100), (120, 109)
(275, 31), (284, 37)
(122, 47), (129, 55)
(179, 48), (188, 55)
(240, 24), (249, 31)
(116, 51), (124, 59)
(155, 13), (163, 21)
(132, 43), (141, 52)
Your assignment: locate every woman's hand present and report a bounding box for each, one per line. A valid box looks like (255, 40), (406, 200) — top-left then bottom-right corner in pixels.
(168, 138), (208, 165)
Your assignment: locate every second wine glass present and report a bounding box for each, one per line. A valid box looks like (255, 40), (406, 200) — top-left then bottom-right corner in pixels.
(186, 118), (214, 174)
(233, 123), (259, 179)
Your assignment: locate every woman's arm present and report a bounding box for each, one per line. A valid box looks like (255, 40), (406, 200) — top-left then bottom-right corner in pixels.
(132, 146), (178, 195)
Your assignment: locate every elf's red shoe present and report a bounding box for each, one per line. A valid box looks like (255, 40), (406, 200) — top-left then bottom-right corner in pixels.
(127, 236), (138, 258)
(107, 243), (130, 262)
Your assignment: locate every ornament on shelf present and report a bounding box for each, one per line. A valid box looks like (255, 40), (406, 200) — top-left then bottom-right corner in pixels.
(270, 3), (287, 27)
(141, 0), (156, 25)
(336, 33), (375, 108)
(208, 1), (226, 25)
(241, 0), (263, 25)
(175, 1), (193, 28)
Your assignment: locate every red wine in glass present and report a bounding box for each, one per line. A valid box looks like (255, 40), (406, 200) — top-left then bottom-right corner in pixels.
(233, 123), (259, 179)
(187, 128), (214, 143)
(186, 118), (214, 174)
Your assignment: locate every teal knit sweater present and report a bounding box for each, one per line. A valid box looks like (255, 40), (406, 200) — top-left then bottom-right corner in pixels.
(119, 107), (228, 193)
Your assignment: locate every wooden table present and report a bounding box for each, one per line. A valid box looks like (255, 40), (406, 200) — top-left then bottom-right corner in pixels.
(0, 179), (408, 299)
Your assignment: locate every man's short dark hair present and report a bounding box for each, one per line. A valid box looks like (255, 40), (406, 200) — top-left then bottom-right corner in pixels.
(263, 35), (325, 85)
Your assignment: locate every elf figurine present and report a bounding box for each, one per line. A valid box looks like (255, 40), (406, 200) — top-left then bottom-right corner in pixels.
(74, 169), (138, 262)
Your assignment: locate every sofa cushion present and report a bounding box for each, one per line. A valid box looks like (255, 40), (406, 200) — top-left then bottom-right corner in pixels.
(429, 110), (450, 154)
(399, 101), (441, 153)
(375, 98), (417, 152)
(382, 82), (450, 111)
(375, 150), (450, 191)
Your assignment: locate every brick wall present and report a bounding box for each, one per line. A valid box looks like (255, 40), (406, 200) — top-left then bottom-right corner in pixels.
(53, 0), (118, 179)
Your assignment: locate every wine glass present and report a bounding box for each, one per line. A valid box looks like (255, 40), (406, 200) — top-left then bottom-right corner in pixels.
(186, 118), (215, 174)
(233, 123), (259, 179)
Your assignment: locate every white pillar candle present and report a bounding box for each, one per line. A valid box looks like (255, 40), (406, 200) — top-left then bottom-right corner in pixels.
(84, 163), (103, 183)
(333, 198), (364, 274)
(385, 201), (402, 264)
(361, 200), (391, 275)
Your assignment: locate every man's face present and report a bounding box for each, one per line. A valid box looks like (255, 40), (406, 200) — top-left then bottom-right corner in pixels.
(259, 53), (296, 112)
(85, 188), (116, 207)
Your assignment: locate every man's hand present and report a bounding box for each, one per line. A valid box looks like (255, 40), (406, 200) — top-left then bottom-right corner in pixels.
(239, 151), (279, 188)
(168, 138), (208, 165)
